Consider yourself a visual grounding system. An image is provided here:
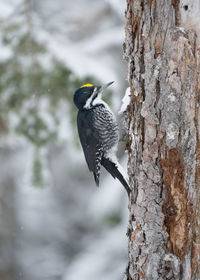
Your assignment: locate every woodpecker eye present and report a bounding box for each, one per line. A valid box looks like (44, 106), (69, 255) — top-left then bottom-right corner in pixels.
(82, 87), (95, 96)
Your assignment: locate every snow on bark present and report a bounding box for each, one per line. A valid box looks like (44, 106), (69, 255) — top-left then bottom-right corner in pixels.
(180, 0), (200, 45)
(119, 87), (131, 114)
(124, 0), (200, 279)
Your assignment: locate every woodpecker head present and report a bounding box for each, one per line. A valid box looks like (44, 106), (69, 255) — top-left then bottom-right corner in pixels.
(73, 81), (114, 110)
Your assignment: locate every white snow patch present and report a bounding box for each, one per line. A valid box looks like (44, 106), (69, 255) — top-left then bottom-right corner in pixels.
(177, 27), (186, 33)
(168, 92), (176, 102)
(118, 87), (131, 114)
(180, 0), (200, 46)
(164, 253), (180, 273)
(166, 123), (179, 140)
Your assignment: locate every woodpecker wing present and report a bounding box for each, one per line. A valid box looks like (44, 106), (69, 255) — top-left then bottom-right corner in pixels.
(77, 110), (103, 186)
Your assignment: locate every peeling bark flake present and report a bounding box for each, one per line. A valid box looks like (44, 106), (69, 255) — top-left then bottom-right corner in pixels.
(161, 149), (189, 259)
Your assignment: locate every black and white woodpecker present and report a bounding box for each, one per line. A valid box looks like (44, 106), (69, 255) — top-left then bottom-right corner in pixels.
(73, 82), (131, 196)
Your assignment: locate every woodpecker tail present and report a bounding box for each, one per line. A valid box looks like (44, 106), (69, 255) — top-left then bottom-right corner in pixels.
(101, 156), (131, 197)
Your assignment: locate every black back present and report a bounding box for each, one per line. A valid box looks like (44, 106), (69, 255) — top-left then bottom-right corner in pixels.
(77, 104), (118, 185)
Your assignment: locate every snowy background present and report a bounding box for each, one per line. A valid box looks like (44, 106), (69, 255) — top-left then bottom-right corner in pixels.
(0, 0), (129, 279)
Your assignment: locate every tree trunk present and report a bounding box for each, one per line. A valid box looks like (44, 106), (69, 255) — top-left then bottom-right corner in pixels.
(124, 1), (200, 279)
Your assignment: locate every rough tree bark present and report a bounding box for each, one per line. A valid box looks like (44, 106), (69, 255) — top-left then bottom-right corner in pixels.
(124, 1), (200, 279)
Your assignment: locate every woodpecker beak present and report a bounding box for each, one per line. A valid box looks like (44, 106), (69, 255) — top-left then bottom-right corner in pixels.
(102, 81), (114, 91)
(97, 81), (114, 94)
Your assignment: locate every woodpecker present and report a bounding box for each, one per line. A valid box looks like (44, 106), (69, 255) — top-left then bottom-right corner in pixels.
(73, 82), (131, 196)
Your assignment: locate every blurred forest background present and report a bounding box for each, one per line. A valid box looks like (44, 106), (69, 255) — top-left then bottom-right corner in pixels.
(0, 0), (129, 279)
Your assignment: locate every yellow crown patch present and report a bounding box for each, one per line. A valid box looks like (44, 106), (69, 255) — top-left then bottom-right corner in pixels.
(80, 83), (94, 88)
